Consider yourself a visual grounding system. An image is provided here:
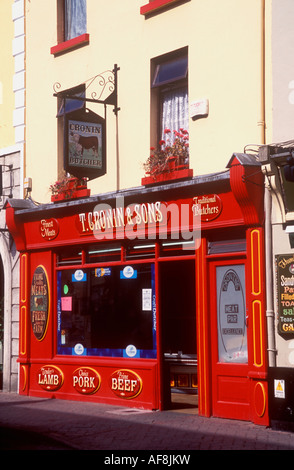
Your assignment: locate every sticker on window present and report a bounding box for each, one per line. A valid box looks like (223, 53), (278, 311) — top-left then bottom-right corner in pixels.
(120, 266), (137, 279)
(95, 267), (112, 277)
(72, 269), (87, 282)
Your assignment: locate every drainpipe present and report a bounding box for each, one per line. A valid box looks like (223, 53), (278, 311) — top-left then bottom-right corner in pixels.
(260, 0), (276, 367)
(258, 0), (266, 145)
(265, 186), (276, 367)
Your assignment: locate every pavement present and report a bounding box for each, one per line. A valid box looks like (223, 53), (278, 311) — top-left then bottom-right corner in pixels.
(0, 391), (294, 455)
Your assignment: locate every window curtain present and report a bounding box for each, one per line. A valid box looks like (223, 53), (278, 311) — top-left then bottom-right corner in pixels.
(161, 87), (189, 143)
(65, 0), (87, 41)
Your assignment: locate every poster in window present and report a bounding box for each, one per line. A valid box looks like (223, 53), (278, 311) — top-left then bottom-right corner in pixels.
(276, 254), (294, 336)
(65, 108), (106, 180)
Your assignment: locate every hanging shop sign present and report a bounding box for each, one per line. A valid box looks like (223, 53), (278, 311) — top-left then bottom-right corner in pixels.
(30, 266), (49, 340)
(72, 367), (101, 395)
(110, 369), (143, 399)
(276, 254), (294, 335)
(37, 365), (64, 391)
(65, 108), (106, 180)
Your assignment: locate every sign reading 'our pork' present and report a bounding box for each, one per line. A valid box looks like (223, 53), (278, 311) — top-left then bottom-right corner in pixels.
(30, 266), (49, 340)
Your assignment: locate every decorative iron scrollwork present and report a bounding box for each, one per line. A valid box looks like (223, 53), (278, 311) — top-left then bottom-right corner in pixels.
(53, 64), (120, 115)
(86, 69), (114, 101)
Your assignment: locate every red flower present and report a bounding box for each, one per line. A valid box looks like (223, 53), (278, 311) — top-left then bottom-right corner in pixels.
(159, 140), (165, 146)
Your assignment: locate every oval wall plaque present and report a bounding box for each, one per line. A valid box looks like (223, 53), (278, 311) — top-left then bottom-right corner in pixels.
(72, 367), (101, 395)
(37, 365), (64, 391)
(110, 369), (143, 399)
(192, 194), (222, 222)
(30, 265), (49, 340)
(40, 218), (59, 241)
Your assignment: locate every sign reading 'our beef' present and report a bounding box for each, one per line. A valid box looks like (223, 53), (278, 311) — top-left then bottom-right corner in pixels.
(30, 266), (49, 340)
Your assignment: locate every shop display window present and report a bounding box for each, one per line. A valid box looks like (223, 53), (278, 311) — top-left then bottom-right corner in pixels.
(57, 263), (156, 358)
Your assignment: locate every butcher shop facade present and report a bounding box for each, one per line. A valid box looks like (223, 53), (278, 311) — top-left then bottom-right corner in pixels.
(5, 153), (269, 425)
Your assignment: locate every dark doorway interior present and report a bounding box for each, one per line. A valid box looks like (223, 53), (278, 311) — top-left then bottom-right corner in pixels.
(160, 259), (197, 411)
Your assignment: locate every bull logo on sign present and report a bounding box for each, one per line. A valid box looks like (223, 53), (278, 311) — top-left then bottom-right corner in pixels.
(70, 131), (99, 158)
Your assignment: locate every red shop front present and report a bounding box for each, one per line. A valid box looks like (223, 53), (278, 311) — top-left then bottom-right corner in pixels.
(5, 154), (269, 425)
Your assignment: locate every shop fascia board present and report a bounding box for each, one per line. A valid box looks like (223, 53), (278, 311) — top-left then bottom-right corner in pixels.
(5, 170), (231, 221)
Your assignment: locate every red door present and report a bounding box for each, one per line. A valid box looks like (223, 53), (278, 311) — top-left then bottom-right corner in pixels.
(209, 259), (251, 421)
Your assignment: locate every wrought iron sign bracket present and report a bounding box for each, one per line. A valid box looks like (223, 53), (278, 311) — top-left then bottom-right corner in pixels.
(53, 64), (120, 116)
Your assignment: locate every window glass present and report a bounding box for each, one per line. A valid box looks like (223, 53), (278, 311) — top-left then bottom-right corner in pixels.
(152, 56), (188, 88)
(57, 85), (85, 117)
(151, 51), (189, 146)
(65, 0), (87, 41)
(216, 265), (248, 363)
(56, 247), (82, 266)
(86, 244), (121, 264)
(161, 86), (189, 142)
(280, 167), (294, 212)
(57, 264), (156, 358)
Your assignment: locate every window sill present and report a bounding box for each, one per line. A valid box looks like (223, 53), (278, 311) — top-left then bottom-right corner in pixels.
(140, 0), (188, 16)
(51, 33), (90, 56)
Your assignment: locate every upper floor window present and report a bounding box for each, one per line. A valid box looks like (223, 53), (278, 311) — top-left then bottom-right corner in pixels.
(64, 0), (87, 41)
(151, 49), (188, 144)
(51, 0), (88, 55)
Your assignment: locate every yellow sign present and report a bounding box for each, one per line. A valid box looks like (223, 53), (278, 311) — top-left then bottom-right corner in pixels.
(274, 379), (285, 398)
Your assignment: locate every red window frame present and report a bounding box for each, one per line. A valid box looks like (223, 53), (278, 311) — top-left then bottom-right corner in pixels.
(140, 0), (189, 16)
(51, 33), (89, 56)
(51, 1), (89, 56)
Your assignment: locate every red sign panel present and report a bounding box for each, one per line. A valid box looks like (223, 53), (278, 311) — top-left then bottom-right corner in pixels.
(192, 194), (222, 222)
(72, 367), (101, 395)
(37, 365), (64, 391)
(110, 369), (143, 399)
(40, 218), (59, 241)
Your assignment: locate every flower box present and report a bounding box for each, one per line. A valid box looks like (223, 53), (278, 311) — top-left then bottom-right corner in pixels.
(141, 167), (193, 185)
(50, 177), (90, 203)
(142, 128), (192, 185)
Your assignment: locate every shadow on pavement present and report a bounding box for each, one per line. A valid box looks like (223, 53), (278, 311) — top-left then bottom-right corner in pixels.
(0, 426), (74, 450)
